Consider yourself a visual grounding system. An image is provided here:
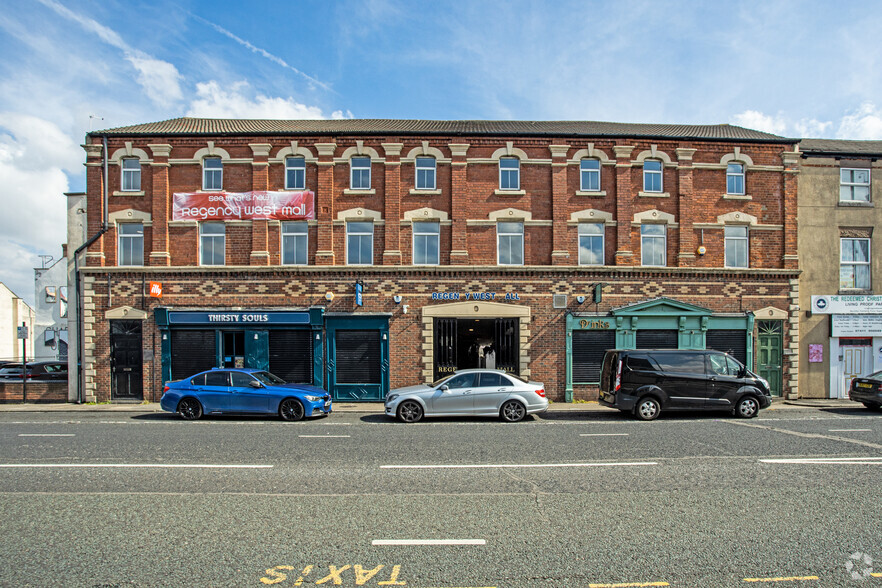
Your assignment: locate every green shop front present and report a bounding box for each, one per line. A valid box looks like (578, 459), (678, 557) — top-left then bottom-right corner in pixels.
(565, 298), (756, 401)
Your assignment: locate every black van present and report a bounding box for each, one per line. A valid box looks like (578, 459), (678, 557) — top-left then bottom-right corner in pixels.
(598, 349), (772, 420)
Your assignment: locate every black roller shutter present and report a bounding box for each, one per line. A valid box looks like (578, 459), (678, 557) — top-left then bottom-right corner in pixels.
(635, 329), (678, 349)
(573, 330), (616, 383)
(706, 330), (747, 364)
(170, 330), (216, 380)
(269, 330), (313, 383)
(335, 330), (381, 384)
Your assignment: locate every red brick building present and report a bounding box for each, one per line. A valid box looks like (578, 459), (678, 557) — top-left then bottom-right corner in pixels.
(73, 119), (800, 404)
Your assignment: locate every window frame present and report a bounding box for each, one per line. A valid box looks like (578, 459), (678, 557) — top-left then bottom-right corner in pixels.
(415, 156), (437, 190)
(726, 163), (745, 195)
(496, 221), (525, 266)
(499, 157), (520, 191)
(346, 221), (374, 266)
(840, 168), (871, 202)
(578, 222), (605, 266)
(412, 221), (440, 266)
(840, 237), (871, 290)
(285, 156), (306, 190)
(580, 158), (601, 192)
(724, 225), (749, 269)
(643, 160), (663, 193)
(199, 221), (226, 266)
(281, 221), (308, 265)
(640, 223), (666, 267)
(121, 157), (141, 192)
(202, 156), (223, 191)
(117, 222), (144, 267)
(350, 156), (372, 190)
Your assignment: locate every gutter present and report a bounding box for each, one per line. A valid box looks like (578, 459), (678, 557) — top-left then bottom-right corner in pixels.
(73, 134), (109, 403)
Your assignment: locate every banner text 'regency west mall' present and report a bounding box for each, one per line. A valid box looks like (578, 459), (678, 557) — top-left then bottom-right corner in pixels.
(172, 191), (315, 221)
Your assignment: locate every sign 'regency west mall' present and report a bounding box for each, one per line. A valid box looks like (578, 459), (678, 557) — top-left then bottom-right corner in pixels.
(172, 191), (314, 221)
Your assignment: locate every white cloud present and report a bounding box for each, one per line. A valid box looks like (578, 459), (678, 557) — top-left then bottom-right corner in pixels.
(836, 102), (882, 140)
(793, 118), (833, 138)
(126, 56), (183, 108)
(35, 0), (183, 109)
(186, 81), (330, 119)
(731, 110), (788, 136)
(0, 113), (76, 302)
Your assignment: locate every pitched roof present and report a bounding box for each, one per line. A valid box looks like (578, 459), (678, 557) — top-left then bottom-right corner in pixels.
(93, 117), (790, 142)
(800, 138), (882, 156)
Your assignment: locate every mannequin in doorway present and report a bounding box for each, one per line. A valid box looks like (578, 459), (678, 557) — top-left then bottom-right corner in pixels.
(484, 345), (496, 370)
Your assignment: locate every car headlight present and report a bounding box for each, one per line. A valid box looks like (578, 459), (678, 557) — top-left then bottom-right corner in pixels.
(304, 395), (323, 402)
(386, 394), (399, 404)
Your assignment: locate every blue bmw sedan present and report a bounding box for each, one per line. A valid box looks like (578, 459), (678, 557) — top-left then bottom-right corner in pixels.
(160, 368), (332, 421)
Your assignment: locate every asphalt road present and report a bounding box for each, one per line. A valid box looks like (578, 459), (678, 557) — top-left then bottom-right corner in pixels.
(1, 406), (881, 587)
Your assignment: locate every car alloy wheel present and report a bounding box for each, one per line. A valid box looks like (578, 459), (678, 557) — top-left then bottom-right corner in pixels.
(397, 400), (423, 423)
(279, 398), (305, 421)
(178, 398), (203, 420)
(736, 396), (759, 418)
(500, 400), (526, 422)
(635, 397), (660, 421)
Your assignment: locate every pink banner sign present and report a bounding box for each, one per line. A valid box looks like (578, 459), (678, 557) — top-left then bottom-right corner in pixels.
(172, 191), (314, 221)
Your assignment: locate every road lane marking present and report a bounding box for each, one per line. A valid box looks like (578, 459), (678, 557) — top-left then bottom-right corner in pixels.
(828, 429), (871, 432)
(588, 582), (669, 587)
(381, 461), (657, 469)
(724, 420), (882, 450)
(373, 539), (486, 546)
(760, 457), (882, 465)
(0, 463), (273, 468)
(298, 435), (351, 438)
(743, 576), (819, 582)
(18, 434), (75, 437)
(580, 433), (629, 437)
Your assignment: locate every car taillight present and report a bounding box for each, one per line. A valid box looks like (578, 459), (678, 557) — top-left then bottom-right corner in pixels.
(614, 360), (622, 392)
(535, 388), (546, 398)
(163, 385), (170, 394)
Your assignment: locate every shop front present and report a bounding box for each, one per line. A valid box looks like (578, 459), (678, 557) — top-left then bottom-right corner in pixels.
(155, 307), (325, 387)
(565, 298), (757, 400)
(810, 296), (882, 398)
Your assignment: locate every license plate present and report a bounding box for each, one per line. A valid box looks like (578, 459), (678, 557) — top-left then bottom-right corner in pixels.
(857, 382), (873, 389)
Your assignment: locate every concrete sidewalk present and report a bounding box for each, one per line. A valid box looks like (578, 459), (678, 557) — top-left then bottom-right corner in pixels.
(0, 398), (861, 412)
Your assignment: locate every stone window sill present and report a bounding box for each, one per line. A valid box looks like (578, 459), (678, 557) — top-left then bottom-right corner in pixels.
(838, 201), (874, 207)
(113, 191), (145, 197)
(723, 193), (752, 200)
(494, 189), (526, 196)
(576, 190), (607, 197)
(839, 288), (874, 295)
(409, 189), (442, 195)
(638, 191), (670, 198)
(343, 188), (376, 195)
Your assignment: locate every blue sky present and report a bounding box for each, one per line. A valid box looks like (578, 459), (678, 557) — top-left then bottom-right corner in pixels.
(1, 0), (882, 305)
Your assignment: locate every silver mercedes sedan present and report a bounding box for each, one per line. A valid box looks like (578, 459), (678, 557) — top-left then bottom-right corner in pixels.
(384, 369), (549, 423)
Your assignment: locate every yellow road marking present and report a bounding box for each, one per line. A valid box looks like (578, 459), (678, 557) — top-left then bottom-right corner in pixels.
(743, 577), (819, 583)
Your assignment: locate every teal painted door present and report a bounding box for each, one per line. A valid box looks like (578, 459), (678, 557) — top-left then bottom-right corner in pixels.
(757, 321), (783, 397)
(245, 330), (269, 371)
(326, 317), (389, 401)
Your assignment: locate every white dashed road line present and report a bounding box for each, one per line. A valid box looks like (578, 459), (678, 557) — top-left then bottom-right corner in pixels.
(381, 461), (657, 469)
(372, 539), (486, 546)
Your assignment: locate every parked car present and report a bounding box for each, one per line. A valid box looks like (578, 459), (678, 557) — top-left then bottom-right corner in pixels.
(160, 368), (332, 421)
(0, 361), (67, 381)
(849, 370), (882, 411)
(384, 369), (548, 423)
(599, 349), (772, 420)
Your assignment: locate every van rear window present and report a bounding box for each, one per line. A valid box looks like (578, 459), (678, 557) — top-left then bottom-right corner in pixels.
(627, 356), (657, 370)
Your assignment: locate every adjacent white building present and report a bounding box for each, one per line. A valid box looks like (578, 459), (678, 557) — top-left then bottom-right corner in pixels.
(0, 282), (35, 363)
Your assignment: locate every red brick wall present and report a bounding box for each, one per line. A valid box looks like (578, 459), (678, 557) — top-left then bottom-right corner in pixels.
(0, 382), (67, 403)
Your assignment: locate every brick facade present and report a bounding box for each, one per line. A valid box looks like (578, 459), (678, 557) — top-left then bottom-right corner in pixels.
(77, 119), (800, 403)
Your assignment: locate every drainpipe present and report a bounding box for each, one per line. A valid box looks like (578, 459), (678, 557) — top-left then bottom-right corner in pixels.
(73, 134), (109, 403)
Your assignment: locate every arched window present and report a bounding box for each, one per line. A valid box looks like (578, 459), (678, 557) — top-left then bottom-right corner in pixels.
(415, 156), (436, 190)
(202, 157), (223, 191)
(643, 160), (663, 193)
(285, 157), (306, 190)
(350, 156), (371, 190)
(580, 159), (601, 192)
(499, 157), (520, 190)
(121, 158), (141, 191)
(727, 163), (745, 195)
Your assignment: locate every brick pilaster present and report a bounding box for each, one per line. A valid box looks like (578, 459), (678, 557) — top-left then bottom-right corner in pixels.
(782, 149), (800, 270)
(147, 144), (172, 266)
(382, 143), (403, 265)
(613, 145), (636, 265)
(550, 144), (570, 265)
(82, 142), (106, 266)
(448, 143), (470, 264)
(314, 142), (337, 265)
(676, 148), (697, 266)
(249, 143), (272, 266)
